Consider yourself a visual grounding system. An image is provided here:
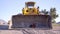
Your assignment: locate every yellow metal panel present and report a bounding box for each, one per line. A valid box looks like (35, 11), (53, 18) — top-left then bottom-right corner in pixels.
(22, 7), (39, 15)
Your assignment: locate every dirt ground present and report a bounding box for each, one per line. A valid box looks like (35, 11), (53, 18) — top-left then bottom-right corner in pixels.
(0, 24), (60, 34)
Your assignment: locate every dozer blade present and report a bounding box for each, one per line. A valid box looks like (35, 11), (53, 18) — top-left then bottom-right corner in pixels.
(11, 15), (52, 29)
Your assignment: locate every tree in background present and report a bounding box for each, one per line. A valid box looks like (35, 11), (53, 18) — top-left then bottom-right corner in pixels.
(41, 8), (58, 23)
(40, 8), (58, 23)
(50, 8), (58, 23)
(41, 9), (48, 15)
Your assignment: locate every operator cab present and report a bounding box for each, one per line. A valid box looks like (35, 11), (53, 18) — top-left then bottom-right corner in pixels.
(25, 2), (35, 8)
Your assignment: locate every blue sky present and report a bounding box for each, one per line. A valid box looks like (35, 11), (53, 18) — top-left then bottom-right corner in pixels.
(0, 0), (60, 22)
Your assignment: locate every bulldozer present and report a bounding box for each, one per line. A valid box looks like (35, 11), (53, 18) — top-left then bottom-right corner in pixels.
(11, 2), (52, 29)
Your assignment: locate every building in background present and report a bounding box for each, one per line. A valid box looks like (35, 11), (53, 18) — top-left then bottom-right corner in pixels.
(0, 19), (9, 30)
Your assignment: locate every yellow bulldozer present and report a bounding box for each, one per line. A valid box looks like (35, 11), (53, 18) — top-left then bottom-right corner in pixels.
(11, 2), (52, 29)
(22, 2), (39, 15)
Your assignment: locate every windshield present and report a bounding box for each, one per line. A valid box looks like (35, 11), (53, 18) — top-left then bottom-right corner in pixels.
(28, 6), (33, 8)
(27, 4), (34, 8)
(27, 3), (34, 6)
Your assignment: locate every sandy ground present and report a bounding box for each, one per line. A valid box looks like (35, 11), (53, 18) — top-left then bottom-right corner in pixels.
(0, 24), (60, 34)
(0, 28), (60, 34)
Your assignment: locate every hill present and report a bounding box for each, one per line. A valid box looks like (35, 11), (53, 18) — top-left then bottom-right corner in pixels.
(0, 19), (7, 25)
